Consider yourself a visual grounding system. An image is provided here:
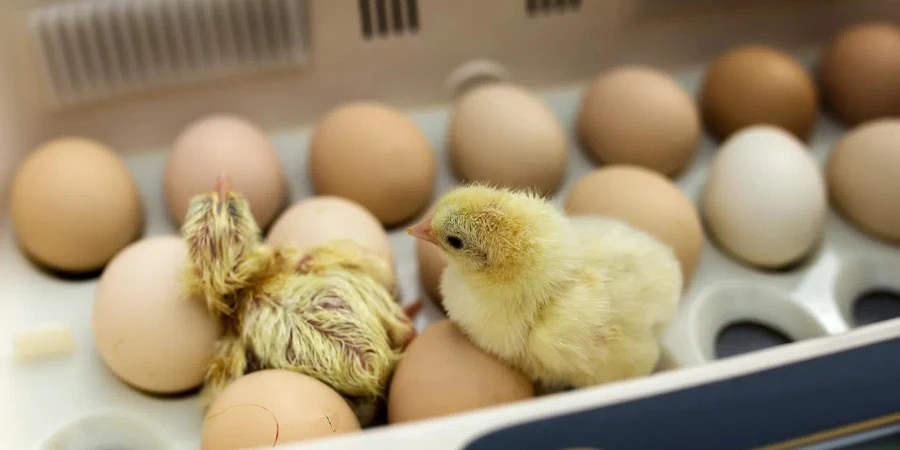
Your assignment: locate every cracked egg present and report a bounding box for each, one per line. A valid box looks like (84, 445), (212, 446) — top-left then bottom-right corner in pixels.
(201, 369), (361, 450)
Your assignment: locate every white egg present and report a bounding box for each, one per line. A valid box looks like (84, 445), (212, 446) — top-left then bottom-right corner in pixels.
(702, 125), (827, 269)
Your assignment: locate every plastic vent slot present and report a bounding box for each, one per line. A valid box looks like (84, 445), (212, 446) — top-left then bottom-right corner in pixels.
(634, 0), (774, 13)
(357, 0), (419, 40)
(526, 0), (581, 16)
(28, 0), (310, 109)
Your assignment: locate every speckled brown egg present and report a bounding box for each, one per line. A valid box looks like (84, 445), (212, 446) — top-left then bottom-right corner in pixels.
(448, 82), (568, 194)
(827, 118), (900, 243)
(564, 165), (703, 283)
(92, 236), (222, 394)
(201, 370), (360, 450)
(388, 320), (533, 424)
(164, 114), (287, 230)
(10, 137), (143, 273)
(700, 46), (819, 140)
(309, 102), (437, 227)
(818, 22), (900, 126)
(577, 66), (701, 177)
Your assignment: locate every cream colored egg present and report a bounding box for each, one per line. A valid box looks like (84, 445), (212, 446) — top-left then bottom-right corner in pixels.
(577, 66), (701, 176)
(10, 137), (143, 274)
(309, 102), (437, 227)
(448, 82), (568, 194)
(201, 370), (360, 450)
(266, 196), (396, 282)
(92, 235), (222, 394)
(827, 119), (900, 243)
(703, 125), (827, 269)
(164, 114), (287, 229)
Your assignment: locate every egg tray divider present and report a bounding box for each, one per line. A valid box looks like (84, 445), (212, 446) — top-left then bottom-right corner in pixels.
(6, 51), (900, 450)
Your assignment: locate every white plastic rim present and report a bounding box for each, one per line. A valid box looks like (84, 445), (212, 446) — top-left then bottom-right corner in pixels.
(38, 410), (173, 450)
(684, 281), (829, 363)
(444, 59), (512, 99)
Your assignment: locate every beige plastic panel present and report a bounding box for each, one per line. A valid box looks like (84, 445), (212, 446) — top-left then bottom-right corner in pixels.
(0, 0), (898, 206)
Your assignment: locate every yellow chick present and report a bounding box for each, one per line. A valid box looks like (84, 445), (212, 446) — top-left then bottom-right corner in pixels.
(407, 184), (682, 393)
(181, 174), (416, 425)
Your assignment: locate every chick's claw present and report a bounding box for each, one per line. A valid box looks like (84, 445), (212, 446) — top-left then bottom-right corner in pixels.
(402, 327), (417, 348)
(403, 298), (423, 319)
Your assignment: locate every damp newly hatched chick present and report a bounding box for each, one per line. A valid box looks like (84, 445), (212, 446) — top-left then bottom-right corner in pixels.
(181, 174), (416, 425)
(407, 184), (682, 393)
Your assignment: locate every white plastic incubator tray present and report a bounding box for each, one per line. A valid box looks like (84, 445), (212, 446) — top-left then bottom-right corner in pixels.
(3, 52), (900, 450)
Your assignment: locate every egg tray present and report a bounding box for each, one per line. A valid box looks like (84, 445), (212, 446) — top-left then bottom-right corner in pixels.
(5, 49), (900, 450)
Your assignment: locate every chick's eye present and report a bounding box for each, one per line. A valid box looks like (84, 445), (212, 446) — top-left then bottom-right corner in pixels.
(446, 235), (463, 249)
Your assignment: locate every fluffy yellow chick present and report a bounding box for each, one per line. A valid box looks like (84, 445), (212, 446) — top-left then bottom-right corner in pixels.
(181, 174), (416, 425)
(407, 184), (682, 393)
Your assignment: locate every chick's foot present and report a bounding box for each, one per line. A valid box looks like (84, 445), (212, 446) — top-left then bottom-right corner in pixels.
(403, 298), (423, 319)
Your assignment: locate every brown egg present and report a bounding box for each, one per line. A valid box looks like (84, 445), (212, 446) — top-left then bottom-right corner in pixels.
(164, 114), (287, 229)
(700, 46), (819, 140)
(92, 235), (222, 394)
(309, 102), (437, 227)
(448, 82), (568, 194)
(564, 165), (703, 283)
(415, 237), (447, 311)
(10, 137), (143, 273)
(577, 66), (701, 176)
(818, 22), (900, 126)
(201, 370), (360, 450)
(827, 118), (900, 243)
(266, 196), (396, 284)
(388, 320), (533, 424)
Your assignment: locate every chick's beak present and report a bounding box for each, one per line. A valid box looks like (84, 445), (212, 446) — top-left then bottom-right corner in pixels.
(408, 215), (439, 246)
(214, 172), (232, 199)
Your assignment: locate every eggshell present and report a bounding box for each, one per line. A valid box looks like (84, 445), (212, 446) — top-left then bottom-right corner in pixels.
(564, 165), (703, 283)
(10, 137), (143, 273)
(700, 46), (819, 140)
(201, 370), (360, 450)
(309, 102), (437, 227)
(92, 235), (222, 394)
(577, 66), (701, 176)
(702, 125), (827, 269)
(164, 114), (287, 229)
(448, 82), (568, 194)
(266, 196), (396, 283)
(388, 320), (533, 424)
(827, 119), (900, 243)
(415, 237), (447, 311)
(818, 22), (900, 125)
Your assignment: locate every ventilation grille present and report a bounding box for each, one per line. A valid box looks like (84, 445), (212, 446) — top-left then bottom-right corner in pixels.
(526, 0), (582, 16)
(28, 0), (310, 109)
(634, 0), (773, 12)
(357, 0), (419, 40)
